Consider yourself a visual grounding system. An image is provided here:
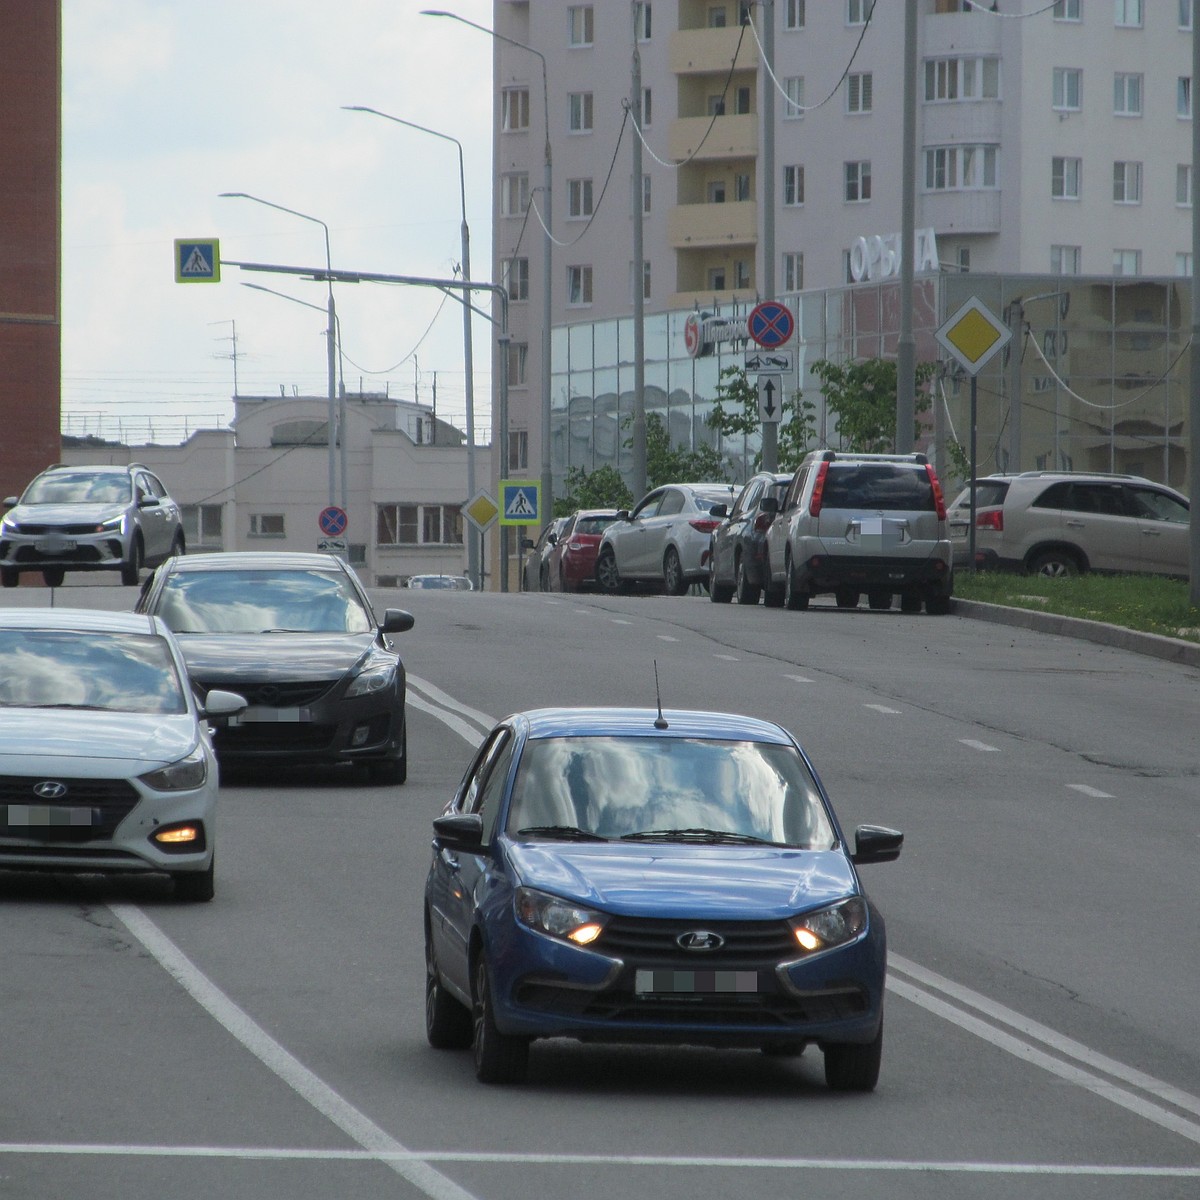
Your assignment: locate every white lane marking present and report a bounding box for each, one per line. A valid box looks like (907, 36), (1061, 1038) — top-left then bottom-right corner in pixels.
(960, 738), (1001, 752)
(657, 635), (679, 642)
(890, 955), (1200, 1142)
(407, 675), (493, 731)
(407, 691), (488, 746)
(784, 674), (814, 684)
(1068, 784), (1114, 798)
(864, 704), (900, 715)
(108, 906), (481, 1200)
(714, 653), (738, 661)
(2, 1145), (1197, 1177)
(612, 619), (633, 625)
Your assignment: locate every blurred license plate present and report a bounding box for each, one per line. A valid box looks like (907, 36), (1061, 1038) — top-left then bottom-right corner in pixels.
(36, 536), (76, 552)
(950, 525), (967, 538)
(635, 970), (758, 995)
(229, 707), (309, 724)
(7, 805), (95, 828)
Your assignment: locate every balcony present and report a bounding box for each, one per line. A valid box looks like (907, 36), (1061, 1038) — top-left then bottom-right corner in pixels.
(669, 27), (757, 75)
(668, 113), (757, 162)
(668, 200), (757, 250)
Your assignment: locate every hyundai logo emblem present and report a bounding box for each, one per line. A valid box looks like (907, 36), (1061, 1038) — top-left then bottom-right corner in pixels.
(34, 781), (68, 801)
(676, 930), (724, 952)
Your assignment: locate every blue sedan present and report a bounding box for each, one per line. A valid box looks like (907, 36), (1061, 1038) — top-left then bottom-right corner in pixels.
(424, 707), (903, 1088)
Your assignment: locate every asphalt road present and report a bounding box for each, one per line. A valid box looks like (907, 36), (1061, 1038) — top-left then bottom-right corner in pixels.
(2, 580), (1198, 1200)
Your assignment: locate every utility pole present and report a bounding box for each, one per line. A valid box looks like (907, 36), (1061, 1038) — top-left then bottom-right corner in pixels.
(896, 0), (917, 453)
(760, 0), (778, 471)
(630, 2), (647, 499)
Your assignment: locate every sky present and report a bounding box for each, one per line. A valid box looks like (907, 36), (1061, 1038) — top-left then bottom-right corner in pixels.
(61, 0), (495, 445)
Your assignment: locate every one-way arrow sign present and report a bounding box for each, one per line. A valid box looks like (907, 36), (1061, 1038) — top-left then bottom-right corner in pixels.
(757, 374), (783, 424)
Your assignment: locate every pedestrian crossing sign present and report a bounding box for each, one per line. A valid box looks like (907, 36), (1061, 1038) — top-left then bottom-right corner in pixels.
(498, 479), (540, 526)
(175, 239), (220, 283)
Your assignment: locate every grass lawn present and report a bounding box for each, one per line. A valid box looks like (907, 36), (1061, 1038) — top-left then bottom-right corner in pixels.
(953, 571), (1200, 646)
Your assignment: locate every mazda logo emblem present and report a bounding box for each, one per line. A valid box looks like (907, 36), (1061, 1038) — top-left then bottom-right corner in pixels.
(676, 930), (724, 952)
(34, 781), (68, 800)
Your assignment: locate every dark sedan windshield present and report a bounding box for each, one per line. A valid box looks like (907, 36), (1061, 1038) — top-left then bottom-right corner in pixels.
(507, 735), (836, 848)
(153, 569), (374, 634)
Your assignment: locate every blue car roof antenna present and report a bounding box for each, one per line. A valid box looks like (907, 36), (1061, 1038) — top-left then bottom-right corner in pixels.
(653, 661), (669, 730)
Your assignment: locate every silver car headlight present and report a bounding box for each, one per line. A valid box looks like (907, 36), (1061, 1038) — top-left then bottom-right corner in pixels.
(515, 886), (607, 946)
(346, 649), (397, 697)
(788, 897), (868, 955)
(140, 745), (208, 792)
(0, 515), (17, 535)
(98, 516), (124, 533)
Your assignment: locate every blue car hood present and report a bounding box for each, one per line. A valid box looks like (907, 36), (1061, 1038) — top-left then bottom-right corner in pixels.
(505, 841), (858, 919)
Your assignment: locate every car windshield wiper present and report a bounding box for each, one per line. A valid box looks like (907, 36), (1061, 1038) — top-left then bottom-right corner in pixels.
(516, 825), (609, 842)
(15, 703), (113, 711)
(620, 827), (777, 845)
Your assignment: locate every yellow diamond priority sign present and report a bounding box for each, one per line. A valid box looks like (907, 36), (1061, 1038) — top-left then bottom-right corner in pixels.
(462, 489), (499, 533)
(935, 297), (1012, 377)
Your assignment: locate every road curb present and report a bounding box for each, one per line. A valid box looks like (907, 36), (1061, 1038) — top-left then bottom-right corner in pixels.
(952, 598), (1200, 669)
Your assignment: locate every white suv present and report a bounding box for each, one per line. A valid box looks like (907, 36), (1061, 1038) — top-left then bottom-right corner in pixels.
(948, 471), (1190, 578)
(763, 451), (954, 614)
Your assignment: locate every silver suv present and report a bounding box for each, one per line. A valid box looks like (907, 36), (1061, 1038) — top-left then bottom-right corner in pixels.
(948, 471), (1190, 578)
(1, 463), (186, 588)
(763, 451), (954, 614)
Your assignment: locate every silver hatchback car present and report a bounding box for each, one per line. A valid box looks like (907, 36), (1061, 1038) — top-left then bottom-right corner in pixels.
(763, 451), (954, 614)
(1, 463), (186, 588)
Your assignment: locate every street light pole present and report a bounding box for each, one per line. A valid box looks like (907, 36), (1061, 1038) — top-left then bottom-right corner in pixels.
(424, 9), (554, 571)
(219, 192), (339, 508)
(342, 106), (481, 591)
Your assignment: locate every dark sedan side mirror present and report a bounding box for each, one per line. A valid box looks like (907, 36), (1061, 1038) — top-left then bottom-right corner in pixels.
(616, 509), (631, 521)
(850, 824), (903, 865)
(710, 502), (728, 520)
(759, 496), (779, 515)
(433, 812), (485, 852)
(380, 608), (415, 634)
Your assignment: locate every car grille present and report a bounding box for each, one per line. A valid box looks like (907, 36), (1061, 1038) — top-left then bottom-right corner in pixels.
(0, 776), (140, 842)
(200, 680), (334, 707)
(597, 916), (798, 965)
(13, 544), (107, 565)
(11, 522), (107, 536)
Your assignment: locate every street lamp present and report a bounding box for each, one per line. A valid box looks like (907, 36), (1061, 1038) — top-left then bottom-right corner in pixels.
(219, 192), (340, 509)
(342, 105), (480, 591)
(423, 9), (554, 575)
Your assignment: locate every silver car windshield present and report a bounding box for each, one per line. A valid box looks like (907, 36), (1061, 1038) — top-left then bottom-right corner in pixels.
(0, 631), (187, 714)
(23, 472), (132, 505)
(507, 735), (836, 848)
(156, 569), (374, 634)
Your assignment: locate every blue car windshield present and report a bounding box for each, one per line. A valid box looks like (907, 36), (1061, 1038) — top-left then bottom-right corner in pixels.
(0, 631), (187, 714)
(507, 735), (836, 848)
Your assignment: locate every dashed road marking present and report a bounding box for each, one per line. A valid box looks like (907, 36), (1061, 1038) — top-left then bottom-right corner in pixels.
(960, 738), (1001, 752)
(1067, 784), (1114, 798)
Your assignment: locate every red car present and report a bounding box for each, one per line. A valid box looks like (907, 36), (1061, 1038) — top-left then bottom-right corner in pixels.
(546, 509), (620, 592)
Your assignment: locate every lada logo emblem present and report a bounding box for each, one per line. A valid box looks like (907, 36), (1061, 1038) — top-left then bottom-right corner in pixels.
(677, 930), (724, 952)
(34, 781), (68, 800)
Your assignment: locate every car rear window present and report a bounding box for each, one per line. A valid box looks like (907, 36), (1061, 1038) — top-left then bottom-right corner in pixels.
(822, 465), (936, 512)
(575, 516), (618, 535)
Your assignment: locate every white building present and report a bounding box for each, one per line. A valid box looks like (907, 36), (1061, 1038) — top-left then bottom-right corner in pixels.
(491, 0), (1196, 492)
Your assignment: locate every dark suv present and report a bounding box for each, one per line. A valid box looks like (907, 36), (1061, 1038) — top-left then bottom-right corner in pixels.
(763, 451), (954, 614)
(1, 463), (186, 588)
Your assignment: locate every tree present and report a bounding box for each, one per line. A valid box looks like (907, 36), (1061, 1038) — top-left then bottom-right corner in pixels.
(554, 464), (633, 517)
(809, 357), (937, 453)
(705, 366), (817, 472)
(640, 412), (728, 488)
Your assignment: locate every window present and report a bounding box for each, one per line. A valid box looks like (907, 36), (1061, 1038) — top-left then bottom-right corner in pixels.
(568, 92), (594, 133)
(1052, 156), (1081, 199)
(567, 177), (594, 218)
(567, 265), (593, 305)
(501, 87), (530, 132)
(508, 430), (529, 471)
(249, 513), (285, 537)
(568, 6), (593, 47)
(636, 2), (652, 40)
(499, 173), (529, 217)
(503, 256), (529, 302)
(643, 174), (652, 214)
(924, 145), (998, 191)
(1053, 68), (1081, 111)
(734, 259), (751, 289)
(181, 504), (222, 547)
(783, 164), (804, 206)
(1113, 161), (1142, 203)
(1051, 245), (1082, 274)
(925, 56), (1000, 102)
(1112, 249), (1141, 276)
(784, 76), (804, 118)
(847, 73), (873, 114)
(735, 86), (752, 115)
(1179, 77), (1192, 119)
(707, 266), (727, 290)
(734, 172), (751, 201)
(783, 252), (804, 292)
(1178, 164), (1193, 206)
(630, 259), (651, 300)
(641, 87), (652, 126)
(1182, 1), (1194, 31)
(956, 247), (971, 272)
(707, 179), (727, 204)
(1113, 73), (1142, 117)
(847, 0), (868, 23)
(785, 0), (805, 28)
(1176, 251), (1193, 275)
(1115, 0), (1143, 27)
(708, 94), (727, 116)
(507, 342), (528, 387)
(845, 160), (871, 202)
(1053, 0), (1080, 17)
(708, 5), (727, 27)
(376, 504), (463, 547)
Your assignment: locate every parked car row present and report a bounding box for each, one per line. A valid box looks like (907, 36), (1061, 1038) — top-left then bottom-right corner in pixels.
(521, 509), (622, 593)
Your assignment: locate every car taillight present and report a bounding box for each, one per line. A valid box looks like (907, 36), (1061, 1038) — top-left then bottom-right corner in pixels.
(809, 462), (829, 516)
(689, 518), (720, 533)
(977, 510), (1003, 532)
(925, 464), (948, 520)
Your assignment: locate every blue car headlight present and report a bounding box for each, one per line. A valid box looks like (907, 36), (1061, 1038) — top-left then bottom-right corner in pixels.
(789, 897), (868, 955)
(139, 745), (208, 792)
(515, 887), (608, 947)
(346, 649), (397, 697)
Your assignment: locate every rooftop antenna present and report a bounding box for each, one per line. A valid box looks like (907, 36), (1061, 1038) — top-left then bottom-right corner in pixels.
(653, 660), (668, 730)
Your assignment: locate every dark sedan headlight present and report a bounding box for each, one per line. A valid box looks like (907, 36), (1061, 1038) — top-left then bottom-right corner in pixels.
(139, 745), (208, 792)
(515, 887), (608, 946)
(789, 897), (868, 955)
(346, 649), (398, 698)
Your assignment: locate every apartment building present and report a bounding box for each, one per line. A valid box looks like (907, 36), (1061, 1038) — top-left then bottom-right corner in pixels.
(492, 0), (1195, 493)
